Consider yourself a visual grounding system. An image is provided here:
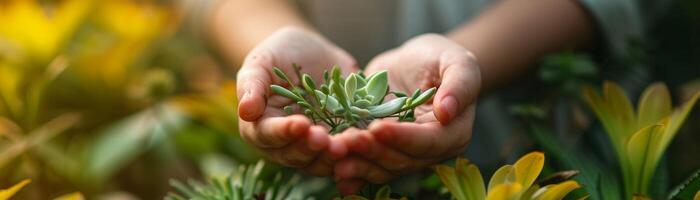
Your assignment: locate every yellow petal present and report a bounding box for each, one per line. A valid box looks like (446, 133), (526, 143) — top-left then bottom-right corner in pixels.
(637, 83), (672, 127)
(694, 189), (699, 200)
(488, 165), (514, 191)
(513, 152), (545, 190)
(486, 183), (523, 200)
(54, 192), (84, 200)
(456, 158), (486, 200)
(534, 181), (581, 200)
(602, 81), (637, 142)
(0, 179), (30, 200)
(435, 165), (468, 200)
(660, 91), (700, 154)
(626, 124), (665, 195)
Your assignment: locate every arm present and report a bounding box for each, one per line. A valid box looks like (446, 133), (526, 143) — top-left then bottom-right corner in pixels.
(448, 0), (594, 90)
(208, 0), (312, 67)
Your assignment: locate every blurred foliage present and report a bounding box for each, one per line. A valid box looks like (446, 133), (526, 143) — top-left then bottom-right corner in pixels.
(0, 0), (260, 198)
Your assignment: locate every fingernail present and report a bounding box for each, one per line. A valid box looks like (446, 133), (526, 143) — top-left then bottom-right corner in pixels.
(441, 96), (458, 121)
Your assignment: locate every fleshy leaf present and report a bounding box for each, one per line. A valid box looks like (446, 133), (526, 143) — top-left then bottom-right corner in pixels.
(272, 67), (292, 85)
(534, 181), (580, 200)
(408, 87), (437, 108)
(316, 90), (341, 113)
(365, 71), (388, 105)
(0, 179), (30, 200)
(368, 97), (407, 117)
(302, 74), (317, 92)
(270, 85), (304, 102)
(345, 74), (357, 102)
(513, 152), (545, 190)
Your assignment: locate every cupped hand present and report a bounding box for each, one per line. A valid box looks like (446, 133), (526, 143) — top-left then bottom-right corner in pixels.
(237, 26), (358, 176)
(333, 34), (482, 194)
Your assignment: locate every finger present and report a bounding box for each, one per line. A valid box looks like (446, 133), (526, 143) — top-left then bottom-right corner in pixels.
(336, 178), (366, 196)
(347, 129), (418, 173)
(369, 120), (469, 158)
(328, 129), (361, 160)
(267, 126), (329, 167)
(302, 151), (334, 176)
(237, 51), (275, 121)
(433, 50), (481, 124)
(334, 157), (395, 184)
(240, 115), (310, 148)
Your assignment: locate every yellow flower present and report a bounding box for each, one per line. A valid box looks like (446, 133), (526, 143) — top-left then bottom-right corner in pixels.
(0, 179), (30, 200)
(434, 152), (581, 200)
(0, 0), (92, 63)
(582, 81), (700, 197)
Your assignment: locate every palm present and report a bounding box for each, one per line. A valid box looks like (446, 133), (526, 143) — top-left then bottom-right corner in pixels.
(237, 27), (356, 172)
(332, 35), (481, 194)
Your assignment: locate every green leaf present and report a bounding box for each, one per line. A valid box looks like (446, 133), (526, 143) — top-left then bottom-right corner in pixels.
(302, 74), (317, 92)
(392, 92), (407, 98)
(365, 71), (388, 105)
(368, 97), (407, 117)
(408, 87), (437, 108)
(353, 99), (372, 109)
(350, 106), (370, 118)
(272, 67), (292, 85)
(345, 74), (358, 102)
(316, 90), (342, 113)
(270, 85), (304, 102)
(668, 169), (700, 200)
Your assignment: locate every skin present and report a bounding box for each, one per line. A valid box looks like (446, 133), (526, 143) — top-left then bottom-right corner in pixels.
(211, 0), (593, 195)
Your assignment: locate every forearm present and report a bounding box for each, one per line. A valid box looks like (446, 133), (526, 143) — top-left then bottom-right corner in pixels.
(448, 0), (594, 91)
(208, 0), (312, 68)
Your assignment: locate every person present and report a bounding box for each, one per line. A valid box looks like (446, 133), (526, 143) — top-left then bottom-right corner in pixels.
(205, 0), (655, 195)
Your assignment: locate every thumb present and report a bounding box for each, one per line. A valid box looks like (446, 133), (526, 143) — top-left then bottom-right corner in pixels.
(433, 50), (481, 124)
(237, 54), (273, 121)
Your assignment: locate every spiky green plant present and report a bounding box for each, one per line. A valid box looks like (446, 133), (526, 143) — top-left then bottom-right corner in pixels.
(165, 160), (311, 200)
(270, 65), (436, 134)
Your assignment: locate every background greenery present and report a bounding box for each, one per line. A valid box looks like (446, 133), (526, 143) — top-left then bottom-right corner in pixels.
(0, 0), (698, 199)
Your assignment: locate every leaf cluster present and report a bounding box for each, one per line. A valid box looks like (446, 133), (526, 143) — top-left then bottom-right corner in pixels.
(270, 65), (435, 134)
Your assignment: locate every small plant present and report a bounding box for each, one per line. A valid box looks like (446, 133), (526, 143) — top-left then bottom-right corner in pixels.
(434, 152), (581, 200)
(270, 65), (436, 134)
(166, 160), (311, 200)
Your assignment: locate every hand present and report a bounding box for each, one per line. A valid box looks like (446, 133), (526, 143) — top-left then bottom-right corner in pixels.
(333, 34), (482, 194)
(237, 26), (357, 176)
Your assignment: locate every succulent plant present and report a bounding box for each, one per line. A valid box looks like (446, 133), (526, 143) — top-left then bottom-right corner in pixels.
(270, 65), (436, 134)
